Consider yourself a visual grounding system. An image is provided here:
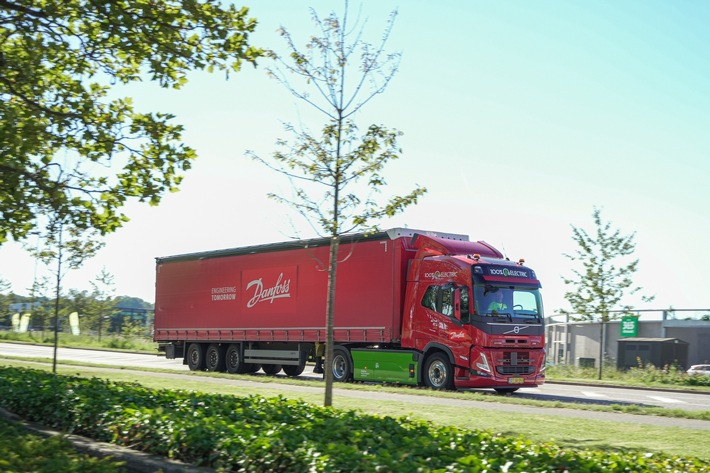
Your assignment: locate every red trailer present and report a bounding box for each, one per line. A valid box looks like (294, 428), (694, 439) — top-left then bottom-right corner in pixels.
(154, 228), (546, 392)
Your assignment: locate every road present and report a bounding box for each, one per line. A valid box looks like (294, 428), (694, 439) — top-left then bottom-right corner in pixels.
(1, 342), (709, 420)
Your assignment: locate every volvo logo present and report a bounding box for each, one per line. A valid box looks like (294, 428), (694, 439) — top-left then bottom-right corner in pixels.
(504, 326), (530, 335)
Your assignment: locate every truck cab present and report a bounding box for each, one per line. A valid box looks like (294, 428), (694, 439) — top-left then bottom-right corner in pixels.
(401, 233), (545, 392)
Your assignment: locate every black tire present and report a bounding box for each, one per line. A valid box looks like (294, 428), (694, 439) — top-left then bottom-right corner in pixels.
(225, 344), (246, 374)
(332, 347), (352, 382)
(205, 344), (225, 372)
(186, 343), (205, 371)
(423, 352), (454, 390)
(246, 363), (261, 374)
(262, 364), (282, 375)
(283, 361), (306, 377)
(494, 388), (519, 395)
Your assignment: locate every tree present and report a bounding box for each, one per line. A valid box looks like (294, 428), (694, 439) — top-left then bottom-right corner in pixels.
(561, 207), (653, 379)
(26, 276), (50, 333)
(29, 211), (103, 372)
(89, 268), (118, 341)
(0, 0), (262, 244)
(250, 1), (426, 406)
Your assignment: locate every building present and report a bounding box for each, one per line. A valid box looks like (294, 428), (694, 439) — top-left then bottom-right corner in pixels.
(546, 309), (710, 368)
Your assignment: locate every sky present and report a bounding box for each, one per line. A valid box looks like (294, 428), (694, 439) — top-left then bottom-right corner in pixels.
(1, 1), (709, 316)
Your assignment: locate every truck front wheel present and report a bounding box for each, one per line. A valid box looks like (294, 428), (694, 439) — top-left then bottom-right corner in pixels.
(332, 347), (352, 382)
(186, 343), (205, 371)
(205, 344), (225, 372)
(423, 353), (454, 390)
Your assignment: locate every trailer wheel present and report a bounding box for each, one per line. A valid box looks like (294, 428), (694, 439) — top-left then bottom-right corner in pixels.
(423, 353), (454, 390)
(332, 347), (352, 382)
(283, 361), (305, 377)
(205, 344), (225, 372)
(494, 388), (519, 395)
(225, 344), (247, 374)
(186, 343), (205, 371)
(246, 364), (261, 373)
(262, 364), (282, 375)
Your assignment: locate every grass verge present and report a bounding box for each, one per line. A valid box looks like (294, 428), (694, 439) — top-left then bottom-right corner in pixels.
(0, 332), (158, 353)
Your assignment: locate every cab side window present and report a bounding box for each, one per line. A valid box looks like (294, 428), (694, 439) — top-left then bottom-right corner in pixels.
(421, 286), (438, 311)
(421, 284), (456, 318)
(441, 285), (454, 317)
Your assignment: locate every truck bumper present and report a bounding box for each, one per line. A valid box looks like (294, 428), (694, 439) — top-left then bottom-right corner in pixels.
(454, 346), (545, 389)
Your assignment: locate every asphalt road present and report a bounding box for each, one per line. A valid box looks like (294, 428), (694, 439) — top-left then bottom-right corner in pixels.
(1, 341), (709, 431)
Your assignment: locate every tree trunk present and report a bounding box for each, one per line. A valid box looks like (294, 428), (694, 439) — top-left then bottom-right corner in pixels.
(597, 321), (604, 380)
(323, 235), (339, 407)
(52, 225), (64, 374)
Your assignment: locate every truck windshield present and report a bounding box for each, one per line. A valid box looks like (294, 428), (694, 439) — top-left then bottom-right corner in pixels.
(473, 285), (543, 322)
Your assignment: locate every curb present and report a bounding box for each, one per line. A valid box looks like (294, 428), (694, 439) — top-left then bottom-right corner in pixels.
(0, 407), (213, 473)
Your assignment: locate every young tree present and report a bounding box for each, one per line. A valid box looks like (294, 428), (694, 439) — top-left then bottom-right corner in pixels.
(29, 212), (104, 372)
(26, 276), (50, 334)
(561, 207), (653, 379)
(0, 0), (262, 244)
(89, 268), (118, 341)
(250, 1), (426, 406)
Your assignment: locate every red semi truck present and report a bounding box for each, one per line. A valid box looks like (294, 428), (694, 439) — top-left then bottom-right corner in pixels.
(154, 228), (545, 392)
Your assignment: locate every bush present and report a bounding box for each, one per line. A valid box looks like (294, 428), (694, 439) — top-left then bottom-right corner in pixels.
(0, 367), (708, 472)
(0, 417), (125, 472)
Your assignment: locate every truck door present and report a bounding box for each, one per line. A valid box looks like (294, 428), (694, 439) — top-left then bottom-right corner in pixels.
(419, 283), (463, 345)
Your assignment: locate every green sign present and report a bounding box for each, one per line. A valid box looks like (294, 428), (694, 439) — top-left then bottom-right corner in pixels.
(620, 316), (638, 337)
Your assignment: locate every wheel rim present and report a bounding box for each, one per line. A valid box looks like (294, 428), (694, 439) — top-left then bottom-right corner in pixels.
(428, 359), (448, 388)
(207, 349), (217, 368)
(189, 346), (200, 366)
(332, 354), (346, 379)
(227, 348), (239, 371)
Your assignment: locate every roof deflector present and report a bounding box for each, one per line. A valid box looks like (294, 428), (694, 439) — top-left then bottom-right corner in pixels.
(412, 233), (504, 259)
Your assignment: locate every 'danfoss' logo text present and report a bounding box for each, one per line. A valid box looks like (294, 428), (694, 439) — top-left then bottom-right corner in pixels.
(246, 273), (291, 308)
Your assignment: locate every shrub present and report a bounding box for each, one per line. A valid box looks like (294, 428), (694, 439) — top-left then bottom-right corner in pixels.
(0, 417), (125, 472)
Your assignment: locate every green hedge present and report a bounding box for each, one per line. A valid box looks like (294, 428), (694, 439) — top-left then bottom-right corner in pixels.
(0, 420), (125, 472)
(0, 367), (707, 472)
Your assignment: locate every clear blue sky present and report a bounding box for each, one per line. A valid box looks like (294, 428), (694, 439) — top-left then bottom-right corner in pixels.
(1, 1), (709, 314)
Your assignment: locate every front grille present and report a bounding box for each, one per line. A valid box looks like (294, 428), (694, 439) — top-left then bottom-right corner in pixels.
(497, 366), (534, 375)
(495, 351), (534, 375)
